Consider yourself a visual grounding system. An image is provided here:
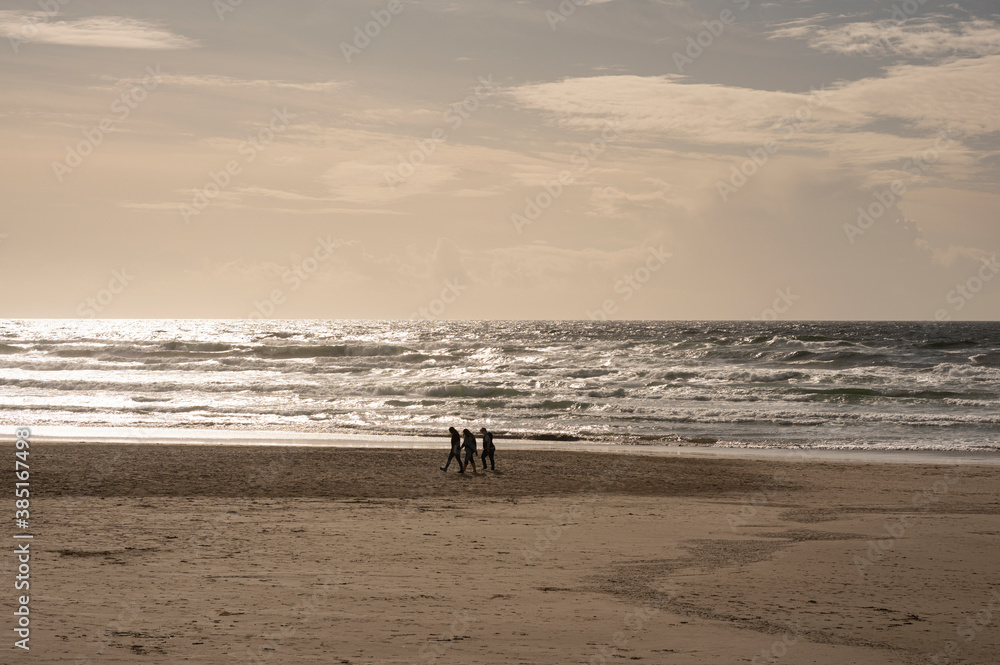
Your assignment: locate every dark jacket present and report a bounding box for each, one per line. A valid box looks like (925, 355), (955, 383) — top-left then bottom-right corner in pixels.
(462, 432), (477, 452)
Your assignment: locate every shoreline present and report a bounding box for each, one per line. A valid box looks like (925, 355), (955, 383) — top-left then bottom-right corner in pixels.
(15, 424), (1000, 465)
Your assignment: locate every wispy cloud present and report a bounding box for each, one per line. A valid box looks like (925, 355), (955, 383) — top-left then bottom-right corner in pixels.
(0, 12), (198, 49)
(770, 17), (1000, 58)
(506, 74), (819, 145)
(501, 58), (1000, 191)
(111, 73), (344, 92)
(118, 196), (405, 216)
(323, 161), (460, 203)
(507, 53), (1000, 146)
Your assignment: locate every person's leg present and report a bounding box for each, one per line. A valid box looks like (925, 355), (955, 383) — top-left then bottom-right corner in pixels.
(489, 451), (495, 470)
(481, 450), (487, 469)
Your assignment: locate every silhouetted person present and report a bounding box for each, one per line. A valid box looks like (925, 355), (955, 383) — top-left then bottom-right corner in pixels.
(461, 428), (478, 474)
(480, 427), (496, 470)
(441, 427), (463, 472)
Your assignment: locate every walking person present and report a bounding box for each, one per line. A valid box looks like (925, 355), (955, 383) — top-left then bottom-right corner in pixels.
(461, 428), (478, 474)
(441, 427), (463, 472)
(480, 427), (496, 471)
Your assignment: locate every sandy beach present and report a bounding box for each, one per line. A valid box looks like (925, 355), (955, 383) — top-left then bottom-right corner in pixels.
(14, 443), (1000, 664)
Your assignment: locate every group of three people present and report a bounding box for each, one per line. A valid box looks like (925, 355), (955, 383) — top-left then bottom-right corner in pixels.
(442, 426), (496, 474)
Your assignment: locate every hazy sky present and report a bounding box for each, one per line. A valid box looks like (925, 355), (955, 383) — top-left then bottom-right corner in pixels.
(2, 0), (999, 319)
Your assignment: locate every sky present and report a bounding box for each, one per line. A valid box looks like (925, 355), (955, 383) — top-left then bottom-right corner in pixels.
(2, 0), (999, 320)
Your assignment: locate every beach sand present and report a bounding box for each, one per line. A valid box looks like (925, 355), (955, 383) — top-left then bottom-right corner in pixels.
(15, 443), (1000, 664)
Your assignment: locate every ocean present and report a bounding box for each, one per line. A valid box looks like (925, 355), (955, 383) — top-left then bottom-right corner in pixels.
(1, 319), (998, 451)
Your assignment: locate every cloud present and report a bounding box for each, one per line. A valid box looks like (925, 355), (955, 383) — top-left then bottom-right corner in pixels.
(507, 74), (815, 145)
(323, 161), (460, 203)
(223, 185), (408, 215)
(506, 55), (1000, 156)
(834, 55), (1000, 135)
(770, 17), (1000, 58)
(111, 74), (343, 92)
(118, 188), (406, 216)
(585, 182), (675, 219)
(209, 239), (404, 288)
(0, 12), (198, 49)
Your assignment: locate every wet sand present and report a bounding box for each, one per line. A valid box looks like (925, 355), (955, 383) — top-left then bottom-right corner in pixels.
(15, 443), (1000, 664)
